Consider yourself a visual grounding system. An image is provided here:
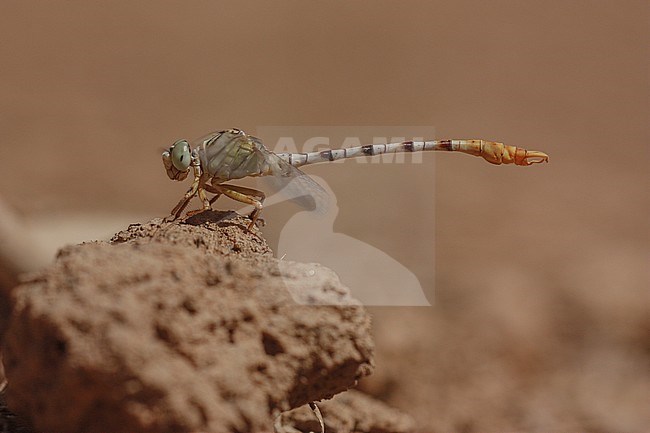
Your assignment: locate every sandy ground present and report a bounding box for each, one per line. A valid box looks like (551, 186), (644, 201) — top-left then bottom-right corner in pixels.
(0, 1), (648, 432)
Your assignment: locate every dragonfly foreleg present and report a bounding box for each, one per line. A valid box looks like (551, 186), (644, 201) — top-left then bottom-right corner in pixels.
(211, 184), (265, 231)
(167, 194), (192, 221)
(168, 184), (198, 220)
(167, 161), (206, 220)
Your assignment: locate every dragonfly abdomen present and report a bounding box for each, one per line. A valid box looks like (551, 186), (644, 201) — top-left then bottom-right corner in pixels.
(277, 139), (548, 167)
(277, 140), (418, 167)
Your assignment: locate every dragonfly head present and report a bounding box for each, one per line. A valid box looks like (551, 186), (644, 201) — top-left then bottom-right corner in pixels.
(162, 139), (192, 181)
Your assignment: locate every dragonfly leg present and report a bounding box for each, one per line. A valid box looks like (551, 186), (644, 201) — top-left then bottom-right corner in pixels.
(197, 187), (210, 210)
(212, 184), (265, 231)
(167, 190), (194, 220)
(220, 184), (266, 227)
(184, 186), (212, 217)
(209, 193), (222, 206)
(218, 183), (266, 202)
(203, 184), (223, 207)
(167, 171), (204, 221)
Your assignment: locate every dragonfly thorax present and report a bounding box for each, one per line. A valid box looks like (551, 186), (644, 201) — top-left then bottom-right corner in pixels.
(198, 129), (283, 182)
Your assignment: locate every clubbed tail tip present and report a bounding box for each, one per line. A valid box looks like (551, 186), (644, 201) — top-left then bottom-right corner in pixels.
(515, 148), (549, 166)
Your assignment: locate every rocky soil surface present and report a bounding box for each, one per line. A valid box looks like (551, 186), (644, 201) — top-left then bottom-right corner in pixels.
(0, 212), (414, 433)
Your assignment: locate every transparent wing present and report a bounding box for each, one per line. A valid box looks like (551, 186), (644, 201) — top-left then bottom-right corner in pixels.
(189, 130), (330, 213)
(189, 130), (220, 147)
(255, 146), (330, 214)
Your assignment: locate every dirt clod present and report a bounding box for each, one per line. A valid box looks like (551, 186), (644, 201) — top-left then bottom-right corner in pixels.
(110, 211), (272, 258)
(2, 213), (380, 433)
(281, 390), (416, 433)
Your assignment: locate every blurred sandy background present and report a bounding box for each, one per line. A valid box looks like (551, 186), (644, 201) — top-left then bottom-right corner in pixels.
(1, 1), (648, 432)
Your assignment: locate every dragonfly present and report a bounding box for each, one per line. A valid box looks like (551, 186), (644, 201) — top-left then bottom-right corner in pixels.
(162, 128), (548, 230)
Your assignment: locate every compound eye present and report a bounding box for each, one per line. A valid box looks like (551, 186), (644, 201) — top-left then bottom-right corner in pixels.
(171, 139), (191, 171)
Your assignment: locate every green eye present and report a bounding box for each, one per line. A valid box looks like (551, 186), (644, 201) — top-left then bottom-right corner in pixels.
(171, 139), (191, 171)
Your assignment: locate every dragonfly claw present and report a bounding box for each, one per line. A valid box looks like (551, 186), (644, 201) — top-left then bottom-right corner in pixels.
(163, 214), (177, 223)
(515, 149), (549, 166)
(478, 141), (549, 166)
